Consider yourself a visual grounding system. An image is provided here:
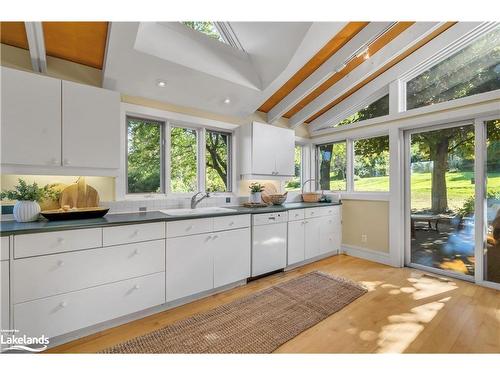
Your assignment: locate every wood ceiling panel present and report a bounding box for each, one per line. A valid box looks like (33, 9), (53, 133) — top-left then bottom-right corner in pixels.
(283, 22), (415, 119)
(0, 22), (29, 49)
(258, 22), (369, 113)
(305, 22), (457, 124)
(42, 22), (109, 69)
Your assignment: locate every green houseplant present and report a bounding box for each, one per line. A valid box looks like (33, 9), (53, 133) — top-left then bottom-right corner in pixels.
(249, 182), (265, 204)
(0, 179), (59, 222)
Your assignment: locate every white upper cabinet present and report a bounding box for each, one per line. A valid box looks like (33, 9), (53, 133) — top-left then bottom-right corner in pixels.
(1, 67), (62, 166)
(240, 121), (295, 177)
(62, 81), (120, 169)
(1, 67), (120, 172)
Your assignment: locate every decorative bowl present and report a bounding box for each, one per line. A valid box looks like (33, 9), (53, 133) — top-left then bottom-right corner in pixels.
(267, 192), (287, 205)
(301, 193), (321, 203)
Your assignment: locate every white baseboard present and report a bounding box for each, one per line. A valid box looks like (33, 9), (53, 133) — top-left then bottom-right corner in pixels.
(341, 244), (392, 266)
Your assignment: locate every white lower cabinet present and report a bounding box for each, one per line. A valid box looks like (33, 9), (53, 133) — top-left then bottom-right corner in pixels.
(1, 260), (9, 332)
(14, 272), (165, 338)
(213, 228), (251, 288)
(287, 220), (305, 265)
(12, 240), (165, 304)
(287, 206), (341, 267)
(166, 217), (251, 302)
(166, 233), (214, 302)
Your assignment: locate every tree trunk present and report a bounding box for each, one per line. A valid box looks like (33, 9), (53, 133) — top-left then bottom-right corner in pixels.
(431, 138), (449, 213)
(319, 144), (333, 190)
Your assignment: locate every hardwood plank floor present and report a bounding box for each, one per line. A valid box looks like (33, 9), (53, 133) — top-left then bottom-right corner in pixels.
(47, 255), (500, 354)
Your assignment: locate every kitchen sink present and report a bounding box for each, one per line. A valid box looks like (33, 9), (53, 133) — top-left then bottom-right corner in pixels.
(160, 207), (237, 216)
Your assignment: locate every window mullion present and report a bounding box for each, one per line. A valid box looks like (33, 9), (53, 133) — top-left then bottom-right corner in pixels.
(198, 127), (206, 193)
(164, 121), (172, 194)
(346, 139), (354, 192)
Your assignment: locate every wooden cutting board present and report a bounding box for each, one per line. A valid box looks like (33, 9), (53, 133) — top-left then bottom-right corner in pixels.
(59, 178), (99, 208)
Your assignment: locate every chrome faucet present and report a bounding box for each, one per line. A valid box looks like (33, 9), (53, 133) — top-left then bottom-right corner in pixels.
(301, 178), (316, 193)
(191, 191), (211, 209)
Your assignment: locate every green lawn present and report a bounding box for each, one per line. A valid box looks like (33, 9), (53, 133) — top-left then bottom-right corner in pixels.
(327, 171), (500, 212)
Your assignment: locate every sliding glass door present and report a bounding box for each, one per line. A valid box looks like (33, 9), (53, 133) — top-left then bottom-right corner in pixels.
(485, 119), (500, 285)
(407, 123), (476, 279)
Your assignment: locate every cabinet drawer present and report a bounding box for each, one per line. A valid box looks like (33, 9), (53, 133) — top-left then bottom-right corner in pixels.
(305, 208), (323, 218)
(213, 214), (250, 232)
(166, 218), (212, 238)
(12, 240), (165, 304)
(14, 272), (165, 339)
(318, 205), (340, 217)
(1, 237), (9, 260)
(103, 222), (165, 246)
(14, 228), (102, 259)
(288, 209), (305, 221)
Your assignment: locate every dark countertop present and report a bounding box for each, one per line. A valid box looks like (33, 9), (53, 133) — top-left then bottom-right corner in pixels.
(0, 202), (341, 236)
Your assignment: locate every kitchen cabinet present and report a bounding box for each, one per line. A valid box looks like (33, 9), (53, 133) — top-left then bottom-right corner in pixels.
(1, 67), (62, 167)
(0, 67), (120, 172)
(239, 121), (295, 177)
(287, 207), (341, 267)
(1, 260), (9, 332)
(287, 219), (306, 264)
(166, 223), (252, 301)
(213, 228), (251, 288)
(166, 233), (214, 302)
(62, 81), (120, 169)
(305, 217), (321, 259)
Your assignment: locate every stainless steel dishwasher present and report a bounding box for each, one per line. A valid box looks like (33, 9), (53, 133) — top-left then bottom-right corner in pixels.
(251, 211), (288, 277)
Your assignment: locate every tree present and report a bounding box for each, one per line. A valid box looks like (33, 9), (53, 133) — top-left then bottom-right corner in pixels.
(205, 131), (229, 192)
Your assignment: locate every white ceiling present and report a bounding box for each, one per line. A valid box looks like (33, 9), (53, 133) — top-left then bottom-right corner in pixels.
(102, 22), (346, 118)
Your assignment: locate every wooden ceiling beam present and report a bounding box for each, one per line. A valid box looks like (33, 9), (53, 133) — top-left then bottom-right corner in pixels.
(267, 22), (394, 125)
(258, 22), (368, 115)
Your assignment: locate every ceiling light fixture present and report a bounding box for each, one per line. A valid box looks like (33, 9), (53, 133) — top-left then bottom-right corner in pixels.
(355, 46), (370, 59)
(156, 80), (167, 88)
(223, 97), (231, 104)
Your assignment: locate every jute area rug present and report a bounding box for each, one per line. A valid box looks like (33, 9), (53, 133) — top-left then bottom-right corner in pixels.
(101, 271), (367, 354)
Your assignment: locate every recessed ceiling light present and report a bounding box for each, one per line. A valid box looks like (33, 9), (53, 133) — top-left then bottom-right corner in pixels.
(156, 80), (167, 88)
(223, 97), (231, 104)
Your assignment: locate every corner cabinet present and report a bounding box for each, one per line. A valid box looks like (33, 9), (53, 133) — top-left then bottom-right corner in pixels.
(239, 121), (295, 177)
(0, 67), (120, 173)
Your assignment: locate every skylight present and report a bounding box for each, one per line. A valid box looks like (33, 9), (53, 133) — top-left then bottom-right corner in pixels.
(182, 22), (225, 43)
(181, 21), (244, 51)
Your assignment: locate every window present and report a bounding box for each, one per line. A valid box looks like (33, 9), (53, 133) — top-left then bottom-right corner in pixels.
(127, 117), (163, 194)
(182, 21), (225, 43)
(333, 94), (389, 128)
(170, 127), (198, 193)
(354, 135), (390, 191)
(206, 129), (231, 192)
(285, 145), (302, 191)
(317, 141), (347, 191)
(406, 27), (500, 110)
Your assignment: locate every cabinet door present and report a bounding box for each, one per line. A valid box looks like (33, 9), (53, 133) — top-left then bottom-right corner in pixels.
(319, 215), (337, 254)
(62, 81), (120, 169)
(1, 67), (62, 166)
(304, 217), (321, 259)
(1, 261), (9, 332)
(213, 228), (250, 288)
(287, 220), (305, 265)
(251, 122), (294, 176)
(166, 233), (213, 301)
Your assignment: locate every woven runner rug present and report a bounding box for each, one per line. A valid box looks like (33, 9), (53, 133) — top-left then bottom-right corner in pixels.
(101, 271), (366, 354)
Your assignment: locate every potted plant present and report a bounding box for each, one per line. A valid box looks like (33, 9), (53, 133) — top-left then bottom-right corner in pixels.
(0, 179), (59, 222)
(249, 182), (265, 204)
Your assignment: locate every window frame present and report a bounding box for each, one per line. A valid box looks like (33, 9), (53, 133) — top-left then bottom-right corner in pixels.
(125, 115), (166, 195)
(205, 128), (233, 193)
(123, 111), (234, 199)
(352, 134), (391, 193)
(400, 23), (500, 111)
(315, 140), (349, 192)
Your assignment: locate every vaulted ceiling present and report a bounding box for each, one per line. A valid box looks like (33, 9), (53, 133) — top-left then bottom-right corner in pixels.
(1, 21), (467, 131)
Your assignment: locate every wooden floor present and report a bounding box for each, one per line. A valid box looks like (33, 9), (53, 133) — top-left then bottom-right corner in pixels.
(48, 255), (500, 354)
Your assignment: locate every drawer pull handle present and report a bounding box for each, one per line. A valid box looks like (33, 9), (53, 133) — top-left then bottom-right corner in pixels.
(133, 285), (140, 290)
(59, 301), (68, 308)
(132, 249), (140, 256)
(57, 237), (65, 244)
(57, 260), (65, 267)
(212, 235), (218, 240)
(229, 221), (234, 226)
(132, 229), (139, 236)
(206, 235), (212, 241)
(186, 225), (193, 231)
